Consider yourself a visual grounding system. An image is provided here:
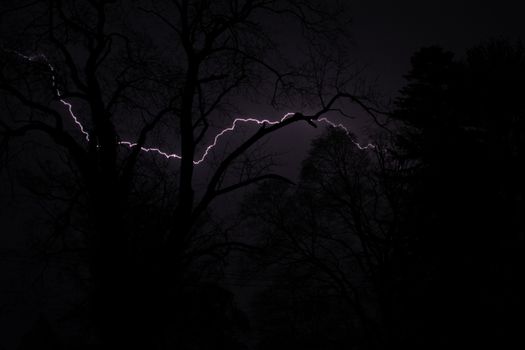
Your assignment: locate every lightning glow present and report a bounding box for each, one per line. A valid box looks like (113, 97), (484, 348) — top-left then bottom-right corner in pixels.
(8, 50), (375, 165)
(119, 114), (375, 165)
(317, 117), (376, 150)
(10, 51), (91, 141)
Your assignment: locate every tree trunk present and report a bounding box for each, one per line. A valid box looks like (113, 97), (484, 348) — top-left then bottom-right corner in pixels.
(87, 174), (162, 349)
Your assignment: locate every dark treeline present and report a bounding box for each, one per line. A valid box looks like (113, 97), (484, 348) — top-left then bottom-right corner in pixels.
(0, 1), (524, 349)
(243, 40), (525, 349)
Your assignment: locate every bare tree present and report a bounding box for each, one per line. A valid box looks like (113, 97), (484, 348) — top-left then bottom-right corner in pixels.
(242, 127), (409, 348)
(0, 0), (381, 347)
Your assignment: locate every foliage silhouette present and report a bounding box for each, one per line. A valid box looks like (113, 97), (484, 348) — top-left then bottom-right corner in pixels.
(241, 39), (525, 349)
(241, 127), (408, 348)
(391, 39), (525, 348)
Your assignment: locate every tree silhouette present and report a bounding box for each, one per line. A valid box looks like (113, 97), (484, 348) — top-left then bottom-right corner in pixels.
(242, 127), (409, 348)
(0, 0), (380, 348)
(17, 314), (63, 350)
(242, 39), (525, 349)
(391, 39), (525, 348)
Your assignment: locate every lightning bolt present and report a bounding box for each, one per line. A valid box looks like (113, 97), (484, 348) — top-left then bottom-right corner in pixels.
(120, 115), (375, 165)
(7, 50), (375, 165)
(9, 51), (91, 141)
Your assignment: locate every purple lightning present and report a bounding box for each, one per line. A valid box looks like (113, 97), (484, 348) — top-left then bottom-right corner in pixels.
(8, 50), (375, 165)
(119, 114), (375, 165)
(9, 51), (91, 141)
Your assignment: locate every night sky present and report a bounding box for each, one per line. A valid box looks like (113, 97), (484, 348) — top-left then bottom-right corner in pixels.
(249, 0), (525, 178)
(1, 1), (525, 349)
(351, 0), (525, 95)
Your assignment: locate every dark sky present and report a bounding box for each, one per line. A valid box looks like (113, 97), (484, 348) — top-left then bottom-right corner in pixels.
(350, 0), (525, 96)
(219, 0), (525, 180)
